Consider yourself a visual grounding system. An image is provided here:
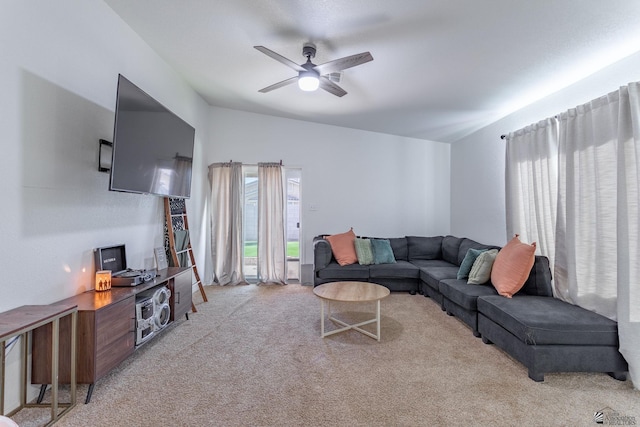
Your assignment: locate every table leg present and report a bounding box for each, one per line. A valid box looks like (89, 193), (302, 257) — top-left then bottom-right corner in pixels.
(37, 385), (47, 404)
(51, 318), (59, 421)
(376, 300), (381, 341)
(320, 299), (324, 338)
(85, 384), (95, 404)
(20, 333), (27, 408)
(0, 340), (5, 415)
(70, 311), (77, 407)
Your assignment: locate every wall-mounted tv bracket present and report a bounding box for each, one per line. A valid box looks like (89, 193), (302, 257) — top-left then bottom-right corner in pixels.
(98, 139), (112, 172)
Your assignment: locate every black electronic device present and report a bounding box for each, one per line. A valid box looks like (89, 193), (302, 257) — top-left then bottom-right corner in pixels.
(93, 244), (156, 287)
(94, 244), (127, 274)
(109, 74), (195, 199)
(112, 269), (155, 287)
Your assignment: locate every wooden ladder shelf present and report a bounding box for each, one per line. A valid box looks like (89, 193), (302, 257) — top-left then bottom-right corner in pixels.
(164, 197), (208, 312)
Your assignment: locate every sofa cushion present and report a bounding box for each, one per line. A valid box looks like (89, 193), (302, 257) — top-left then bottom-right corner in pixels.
(370, 260), (420, 279)
(439, 279), (498, 311)
(421, 266), (460, 291)
(467, 249), (499, 285)
(407, 236), (443, 260)
(457, 238), (501, 265)
(442, 236), (463, 265)
(457, 248), (487, 280)
(388, 237), (408, 261)
(491, 235), (536, 297)
(354, 238), (374, 265)
(371, 239), (397, 264)
(325, 228), (358, 266)
(519, 256), (553, 297)
(412, 259), (455, 269)
(316, 262), (369, 281)
(477, 295), (620, 346)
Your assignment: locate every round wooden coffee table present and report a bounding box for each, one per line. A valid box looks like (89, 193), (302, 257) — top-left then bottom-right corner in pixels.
(313, 281), (390, 341)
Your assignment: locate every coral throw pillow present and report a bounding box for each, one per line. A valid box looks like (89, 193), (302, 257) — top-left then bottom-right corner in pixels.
(325, 228), (358, 266)
(491, 235), (536, 298)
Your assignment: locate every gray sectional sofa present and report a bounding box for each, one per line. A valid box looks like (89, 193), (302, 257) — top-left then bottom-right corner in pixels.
(313, 234), (628, 382)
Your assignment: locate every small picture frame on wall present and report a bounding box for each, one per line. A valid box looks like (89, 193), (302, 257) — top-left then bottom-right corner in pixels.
(154, 247), (168, 270)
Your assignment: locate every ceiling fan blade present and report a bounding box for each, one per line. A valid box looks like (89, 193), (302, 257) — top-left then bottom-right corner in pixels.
(319, 77), (347, 97)
(314, 52), (373, 75)
(258, 76), (298, 93)
(254, 46), (305, 72)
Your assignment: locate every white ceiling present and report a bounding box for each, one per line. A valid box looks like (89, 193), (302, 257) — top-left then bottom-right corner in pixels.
(103, 0), (640, 143)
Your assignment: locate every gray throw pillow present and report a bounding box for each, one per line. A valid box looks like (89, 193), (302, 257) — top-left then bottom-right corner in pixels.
(467, 249), (499, 285)
(457, 248), (487, 280)
(370, 239), (397, 264)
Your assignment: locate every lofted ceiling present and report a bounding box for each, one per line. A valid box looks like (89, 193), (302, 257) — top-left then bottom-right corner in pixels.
(103, 0), (640, 143)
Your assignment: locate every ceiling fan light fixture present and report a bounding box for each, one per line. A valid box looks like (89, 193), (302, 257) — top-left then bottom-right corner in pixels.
(255, 44), (372, 97)
(298, 71), (319, 91)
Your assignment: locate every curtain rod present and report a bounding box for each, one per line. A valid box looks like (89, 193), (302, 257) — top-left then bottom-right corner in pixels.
(228, 160), (284, 166)
(500, 115), (560, 141)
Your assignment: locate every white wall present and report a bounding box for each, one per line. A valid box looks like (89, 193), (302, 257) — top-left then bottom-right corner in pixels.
(451, 51), (640, 246)
(205, 107), (451, 279)
(0, 0), (210, 410)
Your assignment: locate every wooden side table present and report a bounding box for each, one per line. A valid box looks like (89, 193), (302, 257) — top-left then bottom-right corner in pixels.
(0, 304), (77, 426)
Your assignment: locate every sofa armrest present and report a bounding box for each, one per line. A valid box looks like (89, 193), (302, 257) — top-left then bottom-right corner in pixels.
(313, 237), (333, 271)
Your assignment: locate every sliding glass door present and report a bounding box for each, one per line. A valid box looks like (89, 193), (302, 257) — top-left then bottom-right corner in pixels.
(285, 168), (301, 282)
(243, 166), (258, 282)
(242, 166), (301, 283)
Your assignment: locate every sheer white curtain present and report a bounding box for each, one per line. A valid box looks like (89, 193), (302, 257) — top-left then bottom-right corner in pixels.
(257, 162), (287, 285)
(505, 118), (558, 270)
(208, 162), (246, 285)
(615, 83), (640, 389)
(555, 95), (620, 315)
(555, 83), (640, 387)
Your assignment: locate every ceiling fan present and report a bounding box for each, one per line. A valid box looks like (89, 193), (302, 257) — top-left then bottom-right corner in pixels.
(254, 43), (373, 97)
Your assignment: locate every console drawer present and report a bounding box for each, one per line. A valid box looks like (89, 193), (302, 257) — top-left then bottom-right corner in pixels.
(96, 332), (135, 379)
(96, 297), (134, 349)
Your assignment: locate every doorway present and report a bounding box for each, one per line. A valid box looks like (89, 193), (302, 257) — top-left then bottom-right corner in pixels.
(285, 168), (301, 282)
(242, 166), (301, 283)
(243, 166), (258, 281)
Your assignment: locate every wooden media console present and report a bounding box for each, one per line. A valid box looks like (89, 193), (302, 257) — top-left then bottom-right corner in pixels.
(31, 267), (192, 403)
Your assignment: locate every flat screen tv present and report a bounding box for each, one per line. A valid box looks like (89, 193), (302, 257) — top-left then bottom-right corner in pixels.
(109, 74), (195, 199)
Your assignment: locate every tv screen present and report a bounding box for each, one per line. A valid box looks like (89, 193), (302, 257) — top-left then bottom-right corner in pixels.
(109, 74), (195, 199)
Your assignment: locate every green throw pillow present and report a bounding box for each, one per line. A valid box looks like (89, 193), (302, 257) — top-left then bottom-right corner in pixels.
(354, 238), (374, 265)
(467, 249), (499, 285)
(457, 248), (488, 280)
(370, 239), (396, 264)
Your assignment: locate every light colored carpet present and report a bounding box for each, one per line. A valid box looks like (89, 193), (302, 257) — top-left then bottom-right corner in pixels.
(13, 284), (640, 426)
